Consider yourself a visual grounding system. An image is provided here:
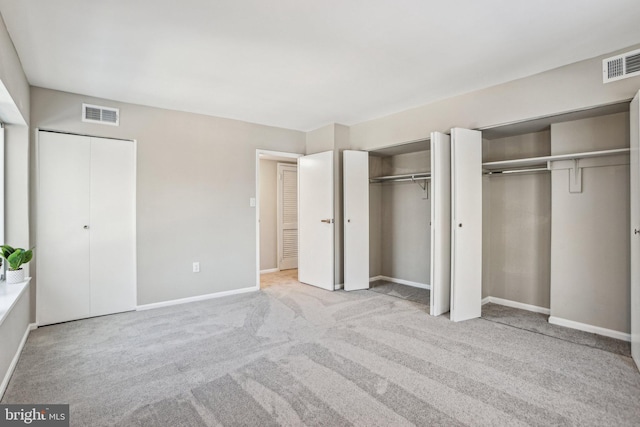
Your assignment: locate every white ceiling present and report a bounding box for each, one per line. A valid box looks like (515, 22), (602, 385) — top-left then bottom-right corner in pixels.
(1, 0), (639, 131)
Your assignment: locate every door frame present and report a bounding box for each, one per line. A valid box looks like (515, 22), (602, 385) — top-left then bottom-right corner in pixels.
(255, 149), (303, 289)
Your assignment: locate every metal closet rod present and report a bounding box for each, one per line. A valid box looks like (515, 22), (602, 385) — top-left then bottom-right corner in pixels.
(369, 172), (431, 183)
(484, 167), (549, 175)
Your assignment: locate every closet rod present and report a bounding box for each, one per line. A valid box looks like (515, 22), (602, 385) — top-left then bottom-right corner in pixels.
(484, 167), (549, 176)
(369, 172), (430, 183)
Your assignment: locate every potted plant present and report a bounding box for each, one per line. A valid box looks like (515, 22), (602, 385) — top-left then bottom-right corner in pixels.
(1, 245), (33, 284)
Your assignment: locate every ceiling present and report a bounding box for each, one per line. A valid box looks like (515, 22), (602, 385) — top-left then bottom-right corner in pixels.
(1, 0), (639, 131)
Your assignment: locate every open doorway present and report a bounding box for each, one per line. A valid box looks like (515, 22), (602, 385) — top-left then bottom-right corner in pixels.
(256, 150), (302, 289)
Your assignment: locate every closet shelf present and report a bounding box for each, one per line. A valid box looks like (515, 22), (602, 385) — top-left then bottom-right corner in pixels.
(482, 148), (630, 171)
(369, 172), (431, 183)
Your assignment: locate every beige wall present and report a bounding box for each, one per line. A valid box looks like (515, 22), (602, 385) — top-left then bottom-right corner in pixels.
(259, 159), (278, 271)
(350, 44), (640, 151)
(482, 131), (551, 307)
(550, 112), (630, 333)
(0, 14), (28, 124)
(30, 87), (306, 305)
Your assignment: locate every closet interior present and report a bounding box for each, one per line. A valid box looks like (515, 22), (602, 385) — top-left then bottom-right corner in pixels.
(369, 140), (430, 301)
(480, 102), (631, 343)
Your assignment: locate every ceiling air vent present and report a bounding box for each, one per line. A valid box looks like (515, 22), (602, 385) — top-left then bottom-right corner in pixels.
(603, 48), (640, 83)
(82, 103), (119, 126)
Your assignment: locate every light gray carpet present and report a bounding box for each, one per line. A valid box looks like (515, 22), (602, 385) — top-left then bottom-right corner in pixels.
(369, 280), (430, 306)
(482, 303), (632, 357)
(3, 281), (640, 426)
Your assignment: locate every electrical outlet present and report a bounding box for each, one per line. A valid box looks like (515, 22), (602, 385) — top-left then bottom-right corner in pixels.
(193, 262), (200, 273)
(250, 197), (256, 207)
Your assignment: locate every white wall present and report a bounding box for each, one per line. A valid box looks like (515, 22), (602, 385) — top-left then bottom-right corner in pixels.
(30, 87), (306, 305)
(482, 131), (551, 307)
(550, 112), (630, 333)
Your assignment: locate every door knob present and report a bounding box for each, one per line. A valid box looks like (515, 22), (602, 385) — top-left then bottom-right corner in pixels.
(635, 229), (640, 235)
(320, 219), (333, 223)
(83, 225), (90, 229)
(458, 223), (463, 228)
(347, 219), (351, 223)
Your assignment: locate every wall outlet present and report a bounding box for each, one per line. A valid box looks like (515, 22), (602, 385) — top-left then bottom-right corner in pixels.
(193, 262), (200, 273)
(250, 197), (256, 207)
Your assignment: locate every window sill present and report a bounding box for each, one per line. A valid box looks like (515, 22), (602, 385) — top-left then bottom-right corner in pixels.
(0, 278), (31, 328)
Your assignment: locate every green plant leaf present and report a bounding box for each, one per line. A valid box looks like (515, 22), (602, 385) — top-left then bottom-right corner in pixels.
(23, 249), (33, 264)
(0, 245), (15, 259)
(7, 249), (24, 271)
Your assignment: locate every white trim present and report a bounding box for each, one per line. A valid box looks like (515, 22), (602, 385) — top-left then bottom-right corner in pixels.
(255, 149), (303, 290)
(1, 322), (36, 399)
(481, 296), (550, 315)
(260, 268), (279, 274)
(369, 276), (430, 290)
(548, 316), (631, 342)
(136, 286), (258, 311)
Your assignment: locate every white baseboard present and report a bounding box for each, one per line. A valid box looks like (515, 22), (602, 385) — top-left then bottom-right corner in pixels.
(137, 286), (258, 311)
(548, 316), (631, 342)
(482, 296), (550, 315)
(369, 276), (430, 290)
(1, 322), (36, 399)
(260, 268), (279, 274)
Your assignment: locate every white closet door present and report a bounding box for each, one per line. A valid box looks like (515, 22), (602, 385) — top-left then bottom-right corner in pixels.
(278, 163), (298, 270)
(631, 91), (640, 369)
(90, 138), (136, 316)
(344, 150), (369, 291)
(430, 132), (452, 315)
(450, 128), (483, 322)
(298, 151), (334, 290)
(37, 132), (92, 325)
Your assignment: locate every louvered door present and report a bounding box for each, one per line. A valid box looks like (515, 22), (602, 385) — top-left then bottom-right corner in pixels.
(278, 163), (298, 270)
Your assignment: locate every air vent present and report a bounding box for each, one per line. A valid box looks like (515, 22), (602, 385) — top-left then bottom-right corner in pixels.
(603, 48), (640, 83)
(82, 103), (119, 126)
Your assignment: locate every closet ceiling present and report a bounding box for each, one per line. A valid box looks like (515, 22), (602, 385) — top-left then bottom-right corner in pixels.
(1, 0), (639, 131)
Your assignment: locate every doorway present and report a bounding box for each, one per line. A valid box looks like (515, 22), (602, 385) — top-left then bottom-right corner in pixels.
(255, 150), (302, 289)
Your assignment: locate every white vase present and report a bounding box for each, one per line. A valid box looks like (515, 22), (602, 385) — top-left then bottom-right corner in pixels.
(6, 268), (24, 284)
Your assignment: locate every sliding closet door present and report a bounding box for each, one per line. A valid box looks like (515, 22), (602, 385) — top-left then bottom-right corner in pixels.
(344, 150), (369, 291)
(450, 128), (482, 322)
(298, 151), (334, 290)
(631, 91), (640, 369)
(430, 132), (451, 315)
(90, 138), (136, 317)
(38, 132), (92, 325)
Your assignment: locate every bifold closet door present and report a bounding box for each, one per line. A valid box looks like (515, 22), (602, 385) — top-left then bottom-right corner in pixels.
(430, 132), (452, 315)
(90, 137), (136, 317)
(450, 128), (482, 322)
(298, 150), (334, 290)
(38, 132), (92, 325)
(38, 132), (136, 326)
(631, 91), (640, 369)
(343, 150), (369, 291)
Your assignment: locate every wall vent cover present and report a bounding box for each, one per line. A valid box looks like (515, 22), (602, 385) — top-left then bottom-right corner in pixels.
(82, 103), (119, 126)
(603, 48), (640, 83)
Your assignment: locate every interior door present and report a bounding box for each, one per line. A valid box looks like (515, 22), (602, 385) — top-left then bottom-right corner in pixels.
(278, 163), (298, 270)
(450, 128), (483, 322)
(430, 132), (452, 315)
(344, 150), (369, 291)
(90, 137), (136, 317)
(37, 131), (92, 325)
(630, 91), (640, 369)
(298, 151), (334, 290)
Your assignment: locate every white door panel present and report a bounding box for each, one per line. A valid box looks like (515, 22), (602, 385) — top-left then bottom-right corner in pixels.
(450, 128), (483, 322)
(278, 163), (298, 270)
(344, 150), (369, 291)
(631, 91), (640, 369)
(37, 132), (92, 325)
(430, 132), (452, 315)
(298, 151), (334, 290)
(90, 138), (136, 317)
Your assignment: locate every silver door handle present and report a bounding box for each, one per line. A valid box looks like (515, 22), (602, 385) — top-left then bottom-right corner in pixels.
(83, 225), (90, 229)
(635, 229), (640, 235)
(321, 219), (333, 223)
